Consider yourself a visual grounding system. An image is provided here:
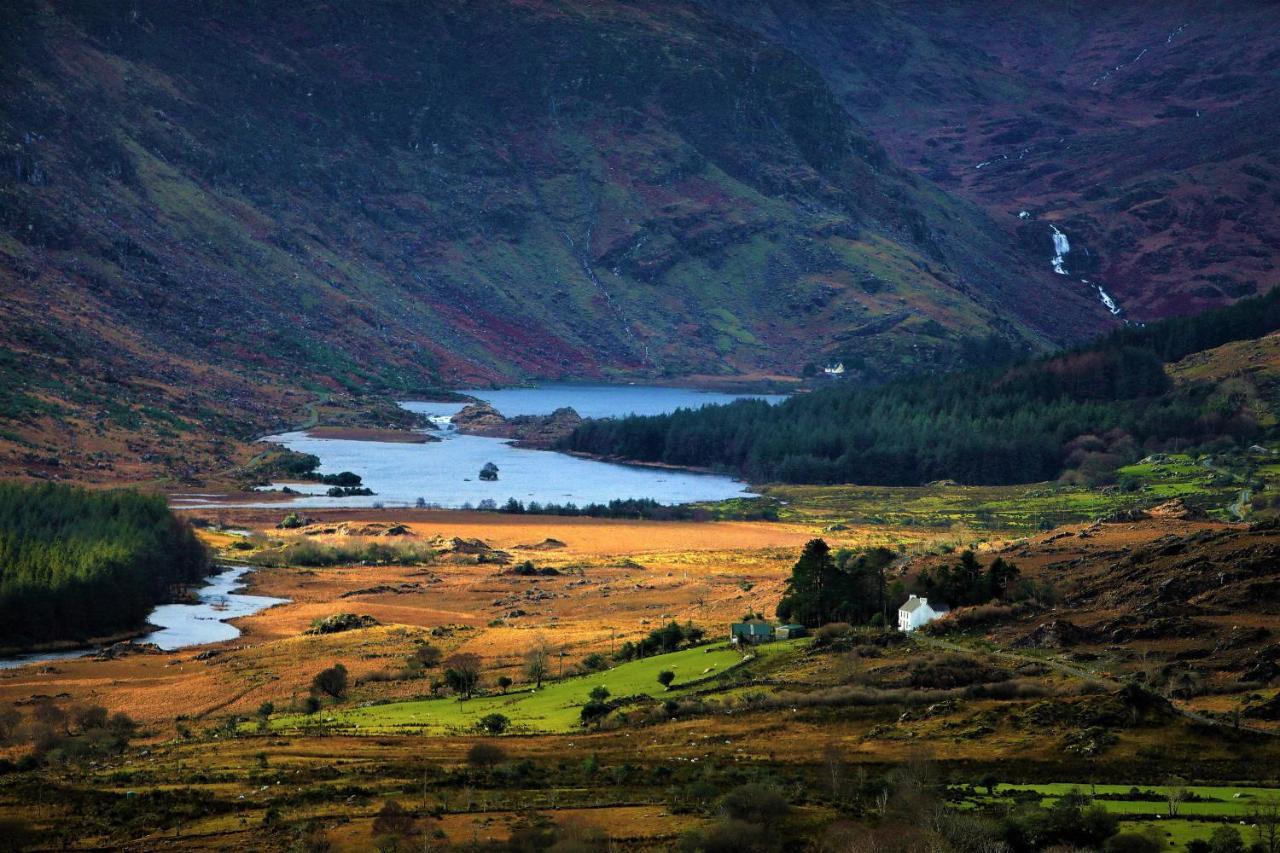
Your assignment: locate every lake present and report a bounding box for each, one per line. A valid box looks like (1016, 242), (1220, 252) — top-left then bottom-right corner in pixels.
(0, 565), (287, 670)
(228, 384), (785, 509)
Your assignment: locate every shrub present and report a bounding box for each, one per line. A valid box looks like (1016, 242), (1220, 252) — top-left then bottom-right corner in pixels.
(312, 664), (348, 700)
(581, 653), (609, 671)
(466, 742), (506, 770)
(1104, 831), (1164, 853)
(720, 783), (789, 828)
(580, 701), (611, 728)
(812, 622), (854, 647)
(477, 713), (510, 735)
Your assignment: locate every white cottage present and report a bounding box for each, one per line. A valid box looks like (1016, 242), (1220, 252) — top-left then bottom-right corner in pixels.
(898, 594), (948, 632)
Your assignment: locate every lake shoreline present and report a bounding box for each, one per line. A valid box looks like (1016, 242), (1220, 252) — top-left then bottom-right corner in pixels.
(205, 385), (784, 510)
(0, 563), (286, 669)
(0, 626), (154, 659)
(0, 563), (238, 657)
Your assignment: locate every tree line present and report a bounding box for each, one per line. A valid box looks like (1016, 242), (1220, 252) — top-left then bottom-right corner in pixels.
(0, 482), (209, 646)
(560, 290), (1280, 486)
(777, 539), (1027, 627)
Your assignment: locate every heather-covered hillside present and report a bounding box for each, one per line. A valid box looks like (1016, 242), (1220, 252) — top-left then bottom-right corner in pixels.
(705, 0), (1280, 321)
(0, 0), (1116, 481)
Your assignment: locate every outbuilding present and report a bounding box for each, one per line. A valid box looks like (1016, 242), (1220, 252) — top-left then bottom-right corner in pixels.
(730, 621), (775, 645)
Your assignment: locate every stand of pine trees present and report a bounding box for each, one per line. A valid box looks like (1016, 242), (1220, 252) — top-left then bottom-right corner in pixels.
(561, 290), (1280, 486)
(0, 482), (209, 646)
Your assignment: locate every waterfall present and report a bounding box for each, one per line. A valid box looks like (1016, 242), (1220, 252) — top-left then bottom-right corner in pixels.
(1049, 224), (1070, 275)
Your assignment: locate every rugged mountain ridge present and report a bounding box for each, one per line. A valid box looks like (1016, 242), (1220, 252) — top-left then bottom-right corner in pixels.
(0, 0), (1126, 482)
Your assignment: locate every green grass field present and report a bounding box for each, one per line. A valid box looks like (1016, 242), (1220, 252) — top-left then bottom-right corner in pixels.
(952, 783), (1280, 850)
(1119, 819), (1220, 850)
(267, 643), (768, 735)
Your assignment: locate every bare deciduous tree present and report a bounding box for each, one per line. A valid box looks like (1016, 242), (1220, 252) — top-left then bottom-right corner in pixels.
(1252, 798), (1280, 853)
(524, 636), (553, 688)
(1166, 775), (1188, 817)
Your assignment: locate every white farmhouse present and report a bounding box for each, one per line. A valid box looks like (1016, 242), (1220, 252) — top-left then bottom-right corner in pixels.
(898, 594), (948, 632)
(823, 362), (845, 376)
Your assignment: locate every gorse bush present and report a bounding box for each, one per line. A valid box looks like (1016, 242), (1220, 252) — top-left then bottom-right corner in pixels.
(0, 482), (209, 645)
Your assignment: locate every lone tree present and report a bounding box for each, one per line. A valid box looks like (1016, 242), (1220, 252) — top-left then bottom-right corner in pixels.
(496, 675), (513, 693)
(467, 742), (507, 771)
(1166, 776), (1189, 817)
(1251, 798), (1280, 853)
(477, 713), (510, 735)
(371, 800), (415, 843)
(411, 642), (442, 669)
(524, 638), (553, 688)
(312, 664), (348, 700)
(442, 653), (483, 699)
(479, 462), (499, 481)
(657, 670), (675, 690)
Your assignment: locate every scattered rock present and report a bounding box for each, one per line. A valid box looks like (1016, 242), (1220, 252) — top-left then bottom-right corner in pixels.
(1014, 619), (1090, 649)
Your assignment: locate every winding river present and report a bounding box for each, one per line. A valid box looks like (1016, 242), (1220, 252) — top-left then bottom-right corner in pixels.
(0, 564), (287, 671)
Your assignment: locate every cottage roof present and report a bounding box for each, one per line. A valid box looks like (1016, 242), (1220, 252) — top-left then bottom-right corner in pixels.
(899, 596), (928, 614)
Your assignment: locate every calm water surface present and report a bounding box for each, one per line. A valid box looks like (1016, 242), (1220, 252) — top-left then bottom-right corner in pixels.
(224, 384), (785, 510)
(0, 565), (286, 670)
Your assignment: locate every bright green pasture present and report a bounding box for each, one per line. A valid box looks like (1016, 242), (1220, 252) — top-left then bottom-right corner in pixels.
(991, 783), (1280, 817)
(1119, 819), (1218, 850)
(268, 643), (755, 735)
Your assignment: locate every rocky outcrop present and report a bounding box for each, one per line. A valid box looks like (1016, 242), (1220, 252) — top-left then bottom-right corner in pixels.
(94, 641), (163, 660)
(299, 522), (414, 537)
(1147, 498), (1207, 521)
(515, 538), (568, 551)
(451, 403), (507, 432)
(429, 535), (512, 564)
(1014, 619), (1091, 650)
(450, 403), (583, 448)
(505, 407), (584, 447)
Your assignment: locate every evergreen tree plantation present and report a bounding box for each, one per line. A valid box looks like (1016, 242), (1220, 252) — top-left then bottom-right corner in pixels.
(0, 483), (208, 645)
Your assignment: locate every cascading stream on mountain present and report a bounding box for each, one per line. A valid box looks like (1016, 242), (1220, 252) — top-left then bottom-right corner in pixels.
(1049, 223), (1123, 316)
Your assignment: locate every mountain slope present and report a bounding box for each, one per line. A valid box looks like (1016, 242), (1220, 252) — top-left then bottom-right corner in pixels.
(0, 0), (1121, 481)
(702, 0), (1280, 322)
